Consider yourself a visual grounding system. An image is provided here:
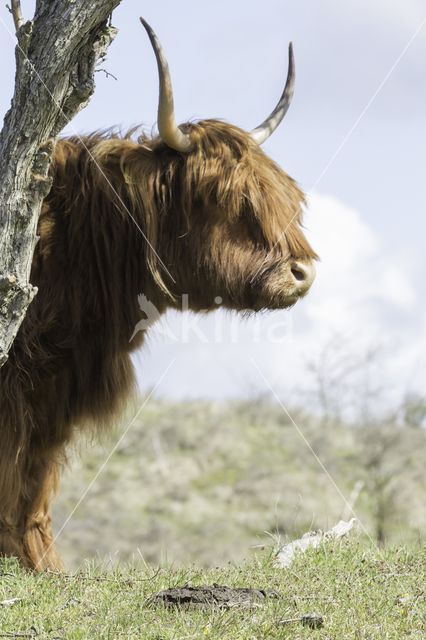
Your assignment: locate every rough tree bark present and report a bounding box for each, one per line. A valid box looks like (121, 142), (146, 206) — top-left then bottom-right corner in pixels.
(0, 0), (122, 368)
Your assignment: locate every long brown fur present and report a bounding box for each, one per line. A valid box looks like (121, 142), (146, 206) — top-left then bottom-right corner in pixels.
(0, 119), (317, 570)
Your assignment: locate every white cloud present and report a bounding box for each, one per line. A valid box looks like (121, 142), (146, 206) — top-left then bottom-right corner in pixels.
(380, 266), (417, 309)
(134, 193), (423, 402)
(305, 194), (378, 268)
(303, 194), (417, 336)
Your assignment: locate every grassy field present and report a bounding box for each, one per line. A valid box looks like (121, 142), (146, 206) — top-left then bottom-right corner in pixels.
(20, 396), (421, 637)
(0, 540), (424, 639)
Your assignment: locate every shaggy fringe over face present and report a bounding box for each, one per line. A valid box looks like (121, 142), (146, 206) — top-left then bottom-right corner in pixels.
(180, 120), (316, 256)
(82, 119), (317, 298)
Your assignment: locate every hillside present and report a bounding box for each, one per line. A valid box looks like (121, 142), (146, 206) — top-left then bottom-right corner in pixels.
(52, 398), (426, 568)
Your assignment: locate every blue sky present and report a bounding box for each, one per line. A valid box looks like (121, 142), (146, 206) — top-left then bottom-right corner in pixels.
(1, 1), (425, 403)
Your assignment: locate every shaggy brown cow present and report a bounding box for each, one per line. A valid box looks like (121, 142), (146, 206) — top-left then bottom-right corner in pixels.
(0, 19), (317, 570)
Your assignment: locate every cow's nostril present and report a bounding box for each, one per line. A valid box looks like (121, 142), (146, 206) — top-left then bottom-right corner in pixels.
(289, 260), (316, 293)
(291, 266), (306, 282)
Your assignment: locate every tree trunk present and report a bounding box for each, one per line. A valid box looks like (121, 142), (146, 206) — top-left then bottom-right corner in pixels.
(0, 0), (122, 367)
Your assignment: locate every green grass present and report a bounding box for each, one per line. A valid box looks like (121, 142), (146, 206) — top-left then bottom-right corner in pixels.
(0, 540), (424, 639)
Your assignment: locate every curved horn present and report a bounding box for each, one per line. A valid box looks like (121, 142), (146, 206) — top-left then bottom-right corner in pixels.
(250, 43), (295, 145)
(140, 17), (193, 153)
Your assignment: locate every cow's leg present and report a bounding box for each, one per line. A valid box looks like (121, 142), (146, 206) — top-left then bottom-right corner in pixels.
(0, 447), (63, 571)
(21, 452), (63, 571)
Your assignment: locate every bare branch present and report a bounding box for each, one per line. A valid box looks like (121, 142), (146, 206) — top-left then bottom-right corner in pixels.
(10, 0), (23, 31)
(95, 68), (118, 81)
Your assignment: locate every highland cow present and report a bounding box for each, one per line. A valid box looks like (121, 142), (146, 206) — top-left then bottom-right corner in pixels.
(0, 19), (317, 570)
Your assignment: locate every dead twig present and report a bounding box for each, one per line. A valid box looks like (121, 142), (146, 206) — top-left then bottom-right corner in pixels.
(0, 628), (37, 639)
(0, 598), (22, 606)
(95, 68), (118, 81)
(0, 631), (35, 638)
(278, 613), (324, 629)
(275, 519), (358, 568)
(46, 565), (161, 584)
